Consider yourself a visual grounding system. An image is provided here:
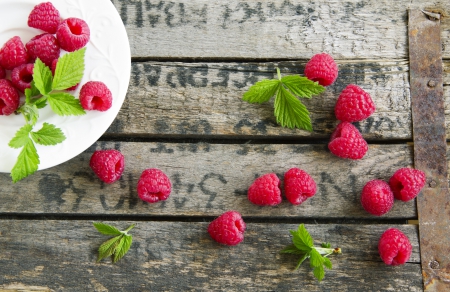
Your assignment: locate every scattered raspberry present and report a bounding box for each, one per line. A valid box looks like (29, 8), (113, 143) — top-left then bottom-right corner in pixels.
(284, 168), (317, 205)
(389, 168), (426, 202)
(11, 63), (34, 92)
(79, 81), (113, 111)
(328, 121), (368, 160)
(56, 18), (90, 52)
(51, 59), (78, 90)
(207, 211), (246, 246)
(28, 2), (61, 34)
(360, 180), (394, 216)
(0, 79), (20, 115)
(0, 36), (29, 70)
(89, 149), (125, 184)
(0, 65), (5, 79)
(137, 168), (172, 203)
(378, 228), (412, 266)
(304, 53), (338, 86)
(26, 33), (60, 67)
(334, 84), (375, 122)
(247, 173), (282, 206)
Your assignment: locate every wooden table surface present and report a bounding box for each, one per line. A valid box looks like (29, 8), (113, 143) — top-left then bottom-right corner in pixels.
(1, 0), (449, 291)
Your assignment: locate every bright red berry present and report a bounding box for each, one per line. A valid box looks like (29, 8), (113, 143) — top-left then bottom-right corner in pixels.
(28, 2), (61, 34)
(335, 84), (375, 122)
(0, 65), (5, 79)
(26, 33), (60, 67)
(11, 63), (34, 92)
(137, 168), (172, 203)
(208, 211), (246, 246)
(360, 180), (394, 216)
(79, 81), (113, 111)
(378, 228), (412, 266)
(328, 121), (368, 160)
(56, 18), (90, 52)
(0, 36), (29, 70)
(284, 168), (317, 205)
(89, 149), (125, 184)
(304, 53), (338, 86)
(248, 173), (282, 206)
(389, 168), (426, 202)
(51, 59), (78, 91)
(0, 79), (20, 115)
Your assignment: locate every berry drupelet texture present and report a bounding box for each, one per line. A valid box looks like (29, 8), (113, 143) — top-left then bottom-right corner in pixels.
(328, 121), (368, 160)
(389, 167), (426, 202)
(11, 63), (34, 92)
(79, 81), (113, 111)
(378, 228), (412, 266)
(137, 168), (172, 203)
(284, 168), (317, 205)
(304, 53), (338, 86)
(27, 2), (61, 34)
(208, 211), (246, 246)
(247, 173), (282, 206)
(334, 84), (375, 122)
(56, 18), (90, 52)
(26, 33), (60, 67)
(360, 180), (394, 216)
(0, 79), (20, 115)
(89, 149), (125, 184)
(0, 36), (29, 70)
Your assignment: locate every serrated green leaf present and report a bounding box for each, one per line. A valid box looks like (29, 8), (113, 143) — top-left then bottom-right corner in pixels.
(97, 235), (122, 262)
(93, 222), (123, 236)
(30, 123), (66, 146)
(323, 257), (332, 269)
(52, 48), (86, 90)
(8, 124), (32, 149)
(25, 81), (41, 102)
(321, 242), (331, 248)
(290, 230), (313, 253)
(21, 104), (40, 125)
(32, 96), (48, 109)
(294, 253), (309, 270)
(33, 58), (53, 95)
(47, 92), (86, 116)
(309, 248), (324, 268)
(281, 75), (325, 98)
(280, 244), (305, 255)
(10, 139), (39, 183)
(274, 86), (312, 131)
(113, 234), (132, 263)
(242, 79), (280, 104)
(313, 265), (325, 282)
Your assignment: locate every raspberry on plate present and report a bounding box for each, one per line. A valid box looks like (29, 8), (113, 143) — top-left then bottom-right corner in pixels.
(0, 65), (5, 79)
(284, 168), (317, 205)
(0, 79), (20, 115)
(328, 121), (368, 160)
(56, 18), (90, 52)
(208, 211), (246, 246)
(11, 63), (34, 92)
(28, 2), (61, 34)
(26, 33), (60, 67)
(79, 81), (113, 111)
(360, 180), (394, 216)
(389, 167), (426, 202)
(248, 173), (282, 206)
(89, 149), (125, 184)
(0, 36), (29, 70)
(304, 53), (338, 86)
(137, 168), (172, 203)
(335, 84), (375, 122)
(378, 228), (412, 266)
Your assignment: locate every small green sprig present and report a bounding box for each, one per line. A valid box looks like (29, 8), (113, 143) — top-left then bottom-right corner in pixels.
(93, 222), (135, 263)
(242, 68), (325, 131)
(280, 224), (341, 282)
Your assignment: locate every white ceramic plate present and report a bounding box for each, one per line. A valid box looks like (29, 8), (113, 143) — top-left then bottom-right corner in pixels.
(0, 0), (131, 173)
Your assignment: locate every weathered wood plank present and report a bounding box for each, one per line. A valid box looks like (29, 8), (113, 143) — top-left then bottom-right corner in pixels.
(0, 220), (422, 291)
(0, 142), (417, 218)
(112, 0), (450, 59)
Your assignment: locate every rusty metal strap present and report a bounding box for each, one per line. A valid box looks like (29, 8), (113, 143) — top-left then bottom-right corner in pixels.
(408, 9), (450, 291)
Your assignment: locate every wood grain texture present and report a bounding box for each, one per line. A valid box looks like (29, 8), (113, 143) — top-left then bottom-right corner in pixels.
(112, 0), (450, 59)
(0, 142), (417, 218)
(0, 220), (422, 291)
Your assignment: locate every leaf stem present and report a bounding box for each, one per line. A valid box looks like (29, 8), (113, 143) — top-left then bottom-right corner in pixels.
(122, 224), (136, 234)
(314, 247), (342, 256)
(276, 67), (281, 80)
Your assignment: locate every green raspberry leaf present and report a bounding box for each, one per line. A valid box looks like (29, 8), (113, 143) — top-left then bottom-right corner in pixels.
(242, 79), (280, 103)
(313, 265), (325, 282)
(280, 244), (305, 255)
(290, 224), (314, 252)
(113, 234), (132, 263)
(274, 85), (312, 131)
(25, 81), (41, 102)
(8, 124), (32, 149)
(309, 248), (324, 268)
(97, 235), (122, 262)
(52, 48), (86, 91)
(10, 139), (39, 183)
(93, 222), (123, 236)
(30, 123), (66, 146)
(33, 58), (53, 95)
(323, 257), (332, 269)
(47, 92), (86, 116)
(32, 96), (48, 109)
(95, 223), (135, 263)
(281, 75), (325, 99)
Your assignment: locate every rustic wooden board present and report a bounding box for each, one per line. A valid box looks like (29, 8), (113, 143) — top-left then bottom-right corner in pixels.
(0, 142), (417, 219)
(0, 220), (422, 291)
(112, 0), (450, 59)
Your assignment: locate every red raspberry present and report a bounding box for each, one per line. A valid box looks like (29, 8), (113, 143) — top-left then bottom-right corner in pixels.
(79, 81), (113, 111)
(304, 53), (338, 86)
(360, 180), (394, 216)
(284, 168), (317, 205)
(51, 59), (78, 91)
(0, 36), (29, 70)
(11, 63), (34, 92)
(208, 211), (246, 246)
(137, 168), (172, 203)
(28, 2), (61, 34)
(56, 18), (90, 52)
(378, 228), (412, 266)
(335, 84), (375, 122)
(248, 173), (282, 206)
(328, 121), (368, 160)
(26, 33), (60, 67)
(89, 149), (125, 184)
(0, 79), (20, 115)
(389, 168), (426, 202)
(0, 65), (5, 79)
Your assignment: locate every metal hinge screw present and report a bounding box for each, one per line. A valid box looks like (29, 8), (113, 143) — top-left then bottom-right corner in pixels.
(429, 260), (440, 269)
(427, 80), (436, 87)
